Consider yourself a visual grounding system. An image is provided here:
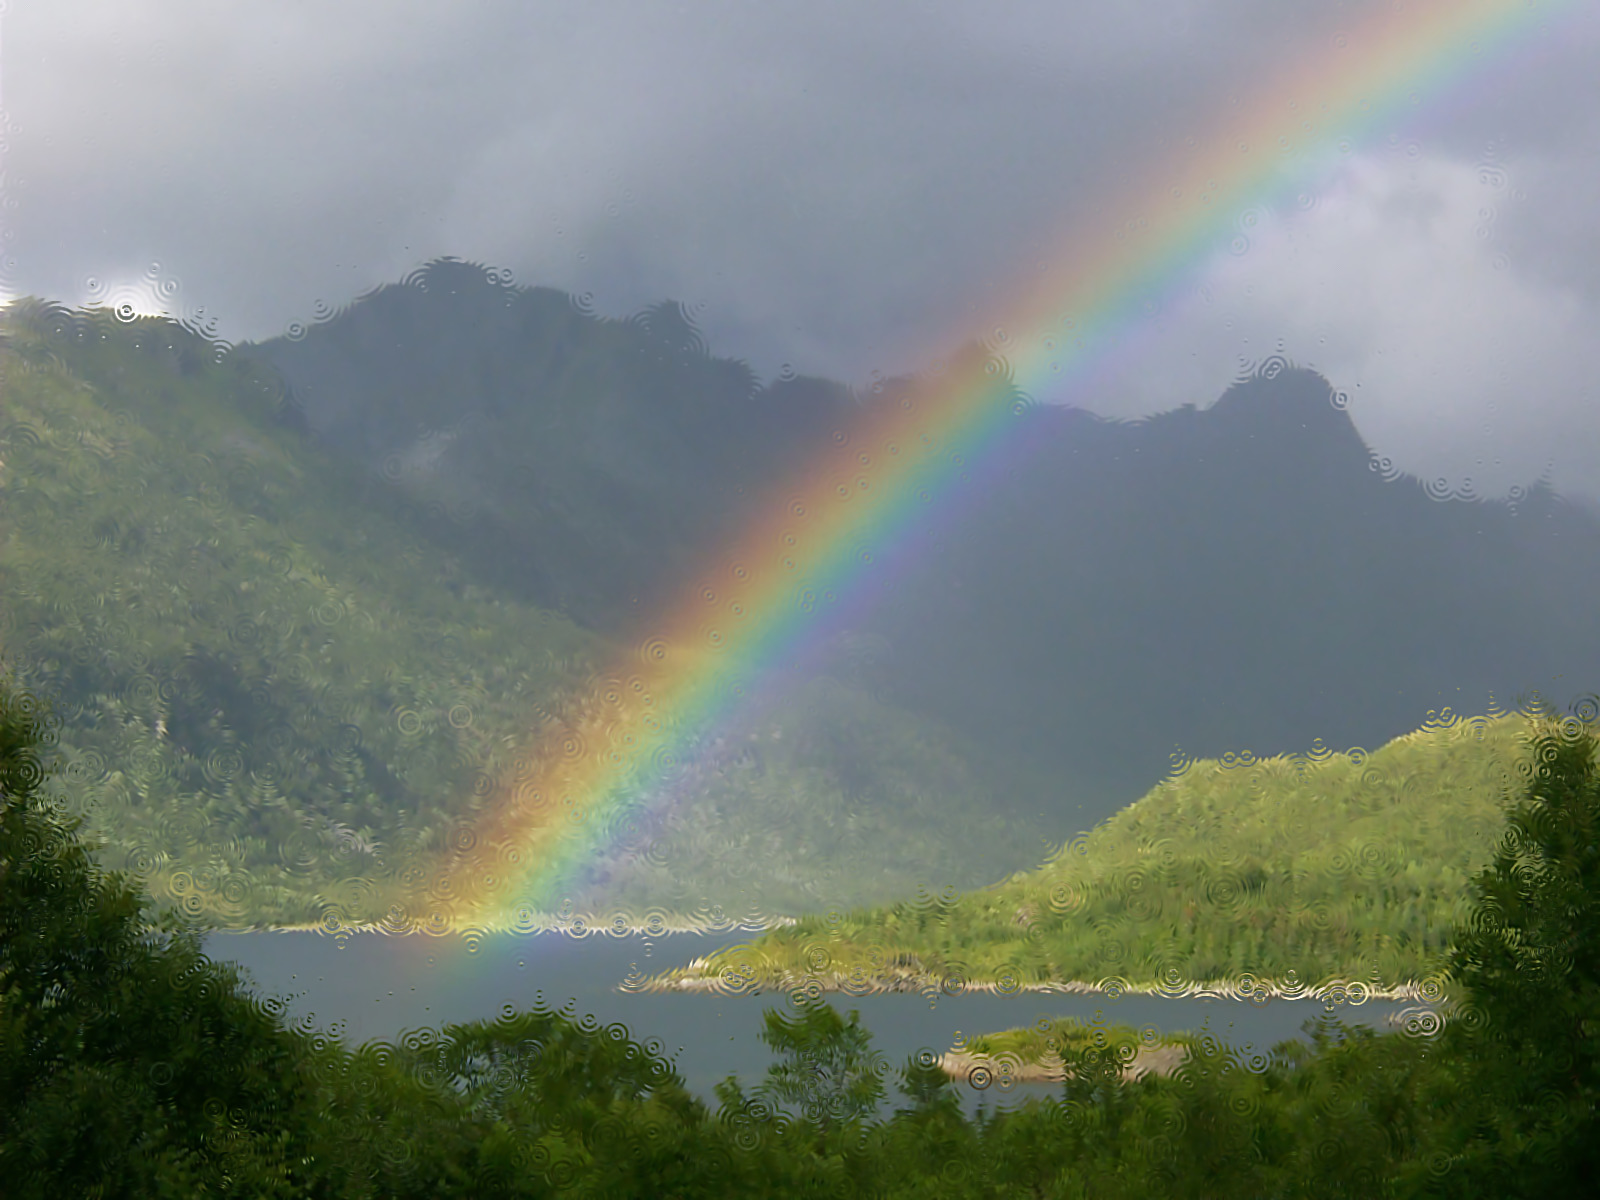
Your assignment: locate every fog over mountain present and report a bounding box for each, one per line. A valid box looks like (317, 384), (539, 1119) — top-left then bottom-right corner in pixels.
(866, 367), (1599, 813)
(250, 260), (1600, 826)
(8, 3), (1600, 503)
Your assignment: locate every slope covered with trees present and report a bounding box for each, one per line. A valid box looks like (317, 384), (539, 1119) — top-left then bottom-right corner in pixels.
(248, 261), (1600, 834)
(7, 260), (1600, 935)
(652, 706), (1544, 996)
(0, 300), (1047, 927)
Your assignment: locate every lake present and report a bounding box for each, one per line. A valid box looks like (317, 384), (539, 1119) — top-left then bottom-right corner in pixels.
(210, 929), (1430, 1113)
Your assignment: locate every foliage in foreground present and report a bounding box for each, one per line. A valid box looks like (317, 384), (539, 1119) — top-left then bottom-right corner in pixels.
(4, 679), (1599, 1196)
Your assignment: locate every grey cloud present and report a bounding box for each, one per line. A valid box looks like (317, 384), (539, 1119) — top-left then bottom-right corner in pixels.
(3, 0), (1597, 498)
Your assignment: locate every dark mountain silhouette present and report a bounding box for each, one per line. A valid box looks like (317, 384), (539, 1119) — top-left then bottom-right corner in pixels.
(864, 367), (1600, 815)
(245, 261), (1600, 826)
(246, 259), (855, 630)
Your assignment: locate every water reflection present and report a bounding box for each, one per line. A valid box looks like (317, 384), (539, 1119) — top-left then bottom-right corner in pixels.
(213, 929), (1423, 1112)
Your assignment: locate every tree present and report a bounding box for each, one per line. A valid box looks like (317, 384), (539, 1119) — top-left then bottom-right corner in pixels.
(0, 675), (742, 1196)
(1421, 702), (1600, 1196)
(895, 1049), (961, 1120)
(755, 1001), (886, 1136)
(0, 679), (327, 1195)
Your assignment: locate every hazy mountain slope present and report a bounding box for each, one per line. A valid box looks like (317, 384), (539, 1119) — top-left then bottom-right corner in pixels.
(564, 672), (1051, 919)
(246, 265), (1600, 839)
(14, 262), (1598, 929)
(648, 707), (1550, 996)
(0, 301), (1044, 926)
(246, 259), (856, 634)
(0, 302), (599, 924)
(865, 367), (1600, 821)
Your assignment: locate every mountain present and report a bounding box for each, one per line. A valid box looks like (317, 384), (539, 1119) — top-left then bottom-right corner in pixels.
(859, 366), (1600, 820)
(7, 258), (1600, 929)
(247, 259), (856, 634)
(248, 261), (1600, 832)
(0, 299), (1046, 927)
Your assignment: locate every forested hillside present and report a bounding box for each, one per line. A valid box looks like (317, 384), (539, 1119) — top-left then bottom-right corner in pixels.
(249, 260), (1600, 829)
(652, 707), (1548, 995)
(7, 678), (1598, 1196)
(0, 300), (1046, 927)
(6, 259), (1600, 934)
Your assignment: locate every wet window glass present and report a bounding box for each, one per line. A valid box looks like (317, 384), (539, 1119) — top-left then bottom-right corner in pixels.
(2, 2), (1598, 1194)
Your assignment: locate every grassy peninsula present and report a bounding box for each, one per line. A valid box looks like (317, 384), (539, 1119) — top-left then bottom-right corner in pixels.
(647, 707), (1547, 997)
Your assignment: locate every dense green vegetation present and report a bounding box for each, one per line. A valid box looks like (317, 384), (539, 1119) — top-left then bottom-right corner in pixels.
(950, 1016), (1192, 1085)
(0, 301), (596, 928)
(655, 708), (1539, 995)
(7, 273), (1599, 1189)
(0, 300), (1048, 927)
(0, 679), (725, 1194)
(8, 269), (1595, 941)
(5, 678), (1597, 1196)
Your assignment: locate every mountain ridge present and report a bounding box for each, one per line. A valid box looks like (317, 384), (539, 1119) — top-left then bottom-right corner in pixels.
(6, 265), (1600, 924)
(235, 259), (1600, 826)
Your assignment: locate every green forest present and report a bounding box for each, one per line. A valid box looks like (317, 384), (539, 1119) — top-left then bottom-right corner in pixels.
(653, 708), (1537, 999)
(4, 680), (1598, 1196)
(0, 299), (1049, 927)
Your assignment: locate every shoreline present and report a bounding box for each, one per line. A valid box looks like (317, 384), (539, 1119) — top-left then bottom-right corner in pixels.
(204, 915), (800, 938)
(634, 964), (1435, 1003)
(199, 926), (1436, 1007)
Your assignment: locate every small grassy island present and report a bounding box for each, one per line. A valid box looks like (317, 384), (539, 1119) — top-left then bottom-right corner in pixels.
(941, 1018), (1193, 1087)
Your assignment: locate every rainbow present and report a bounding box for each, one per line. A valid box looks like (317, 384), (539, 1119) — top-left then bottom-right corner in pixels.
(429, 0), (1575, 932)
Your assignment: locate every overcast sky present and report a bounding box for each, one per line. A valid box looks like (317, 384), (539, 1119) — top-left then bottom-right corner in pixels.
(3, 0), (1598, 502)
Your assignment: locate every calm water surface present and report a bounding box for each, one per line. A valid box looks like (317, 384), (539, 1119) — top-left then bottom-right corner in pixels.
(212, 930), (1425, 1112)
